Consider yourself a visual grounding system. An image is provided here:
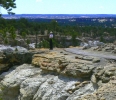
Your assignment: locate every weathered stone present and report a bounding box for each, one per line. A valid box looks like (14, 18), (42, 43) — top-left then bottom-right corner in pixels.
(1, 64), (94, 100)
(105, 47), (113, 52)
(92, 57), (100, 63)
(65, 64), (94, 78)
(82, 56), (93, 61)
(79, 79), (116, 100)
(67, 83), (95, 100)
(102, 77), (110, 83)
(91, 74), (97, 83)
(74, 82), (81, 86)
(0, 64), (9, 72)
(32, 52), (95, 78)
(0, 47), (116, 100)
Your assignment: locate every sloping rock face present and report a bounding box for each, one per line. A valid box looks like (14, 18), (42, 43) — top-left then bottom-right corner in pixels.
(0, 64), (95, 100)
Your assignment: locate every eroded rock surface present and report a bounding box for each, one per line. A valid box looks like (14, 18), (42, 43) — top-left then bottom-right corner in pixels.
(31, 49), (116, 100)
(32, 51), (96, 78)
(0, 48), (116, 100)
(77, 76), (116, 100)
(0, 48), (48, 73)
(0, 64), (95, 100)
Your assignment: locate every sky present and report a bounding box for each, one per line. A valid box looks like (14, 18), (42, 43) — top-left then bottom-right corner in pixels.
(1, 0), (116, 14)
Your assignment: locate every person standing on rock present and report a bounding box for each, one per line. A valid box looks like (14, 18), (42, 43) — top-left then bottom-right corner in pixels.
(49, 31), (53, 50)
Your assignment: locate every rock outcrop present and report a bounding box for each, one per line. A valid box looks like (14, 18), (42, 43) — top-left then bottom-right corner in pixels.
(0, 48), (116, 100)
(31, 50), (116, 100)
(0, 46), (48, 73)
(32, 51), (96, 78)
(76, 76), (116, 100)
(0, 64), (95, 100)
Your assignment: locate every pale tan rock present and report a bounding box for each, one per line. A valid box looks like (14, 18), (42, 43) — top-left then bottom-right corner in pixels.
(91, 74), (97, 83)
(74, 82), (81, 86)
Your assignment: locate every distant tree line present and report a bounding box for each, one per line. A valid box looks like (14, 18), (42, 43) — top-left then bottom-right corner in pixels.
(0, 17), (116, 48)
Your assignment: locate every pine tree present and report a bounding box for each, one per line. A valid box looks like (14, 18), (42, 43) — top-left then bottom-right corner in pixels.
(0, 0), (16, 16)
(9, 26), (17, 45)
(0, 28), (9, 45)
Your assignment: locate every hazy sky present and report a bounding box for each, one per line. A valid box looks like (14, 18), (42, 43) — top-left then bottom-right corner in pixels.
(1, 0), (116, 14)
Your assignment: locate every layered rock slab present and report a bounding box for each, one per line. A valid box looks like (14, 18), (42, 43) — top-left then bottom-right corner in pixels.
(0, 64), (95, 100)
(32, 51), (96, 78)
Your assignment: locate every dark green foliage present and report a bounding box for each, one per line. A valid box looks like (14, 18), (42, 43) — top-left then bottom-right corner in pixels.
(100, 36), (105, 42)
(9, 26), (16, 40)
(26, 39), (30, 49)
(21, 32), (26, 40)
(0, 18), (116, 48)
(0, 0), (16, 15)
(38, 40), (49, 48)
(0, 27), (8, 44)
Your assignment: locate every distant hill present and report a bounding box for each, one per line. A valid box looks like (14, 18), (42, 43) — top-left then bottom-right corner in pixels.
(2, 14), (116, 19)
(2, 14), (116, 27)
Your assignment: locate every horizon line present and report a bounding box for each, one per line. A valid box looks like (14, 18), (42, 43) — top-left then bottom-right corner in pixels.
(2, 13), (116, 15)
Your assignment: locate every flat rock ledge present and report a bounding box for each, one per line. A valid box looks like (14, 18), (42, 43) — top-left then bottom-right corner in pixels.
(32, 50), (116, 81)
(32, 51), (95, 78)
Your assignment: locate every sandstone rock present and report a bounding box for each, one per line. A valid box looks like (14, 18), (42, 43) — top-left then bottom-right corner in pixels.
(19, 77), (46, 100)
(0, 47), (116, 100)
(65, 63), (94, 78)
(0, 64), (96, 100)
(0, 64), (41, 100)
(92, 64), (116, 85)
(78, 79), (116, 100)
(67, 83), (95, 100)
(101, 76), (110, 83)
(105, 47), (113, 52)
(82, 56), (93, 61)
(32, 52), (95, 78)
(91, 74), (97, 83)
(74, 82), (81, 86)
(92, 57), (100, 63)
(0, 64), (9, 72)
(4, 51), (33, 65)
(75, 55), (83, 59)
(82, 43), (90, 50)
